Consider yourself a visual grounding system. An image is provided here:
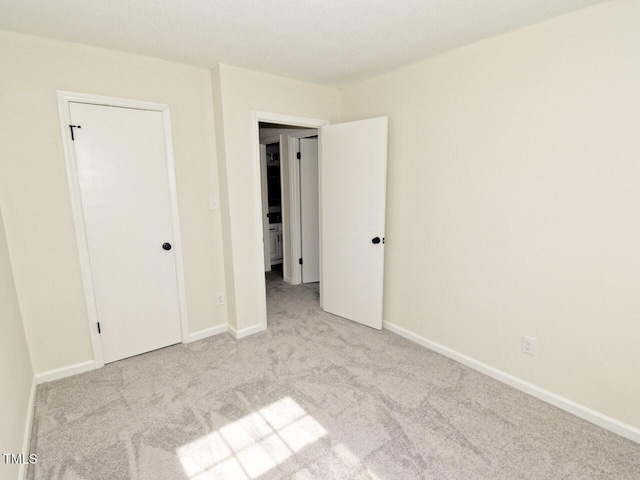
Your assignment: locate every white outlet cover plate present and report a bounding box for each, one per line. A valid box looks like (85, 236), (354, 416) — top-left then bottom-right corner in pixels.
(209, 195), (220, 211)
(216, 293), (225, 305)
(521, 335), (536, 355)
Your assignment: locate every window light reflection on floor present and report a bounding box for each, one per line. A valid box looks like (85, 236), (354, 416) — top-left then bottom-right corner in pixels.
(178, 397), (327, 479)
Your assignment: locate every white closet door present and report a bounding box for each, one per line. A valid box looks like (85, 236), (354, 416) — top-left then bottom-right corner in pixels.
(300, 137), (320, 283)
(320, 117), (388, 329)
(70, 102), (182, 363)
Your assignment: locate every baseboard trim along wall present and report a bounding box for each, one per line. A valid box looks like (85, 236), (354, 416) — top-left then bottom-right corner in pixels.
(34, 324), (232, 384)
(189, 324), (228, 342)
(382, 320), (640, 445)
(229, 323), (266, 340)
(19, 378), (37, 480)
(35, 360), (96, 385)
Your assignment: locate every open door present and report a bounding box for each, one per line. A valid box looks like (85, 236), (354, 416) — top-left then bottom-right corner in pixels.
(300, 137), (320, 283)
(320, 117), (388, 330)
(259, 144), (271, 272)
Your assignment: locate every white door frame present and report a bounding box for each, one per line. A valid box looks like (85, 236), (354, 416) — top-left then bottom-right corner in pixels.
(259, 135), (284, 277)
(260, 133), (294, 284)
(57, 91), (190, 369)
(250, 112), (329, 331)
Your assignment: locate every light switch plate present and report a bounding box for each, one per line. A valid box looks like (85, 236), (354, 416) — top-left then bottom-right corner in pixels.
(209, 195), (220, 211)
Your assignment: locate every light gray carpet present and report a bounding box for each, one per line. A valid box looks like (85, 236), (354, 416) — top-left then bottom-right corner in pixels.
(28, 273), (640, 479)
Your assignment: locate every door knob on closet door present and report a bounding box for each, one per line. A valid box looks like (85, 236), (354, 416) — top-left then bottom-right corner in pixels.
(371, 237), (381, 244)
(162, 242), (172, 251)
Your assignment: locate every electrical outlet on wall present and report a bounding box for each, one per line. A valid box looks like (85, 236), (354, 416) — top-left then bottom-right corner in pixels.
(209, 195), (220, 211)
(215, 293), (225, 306)
(521, 335), (536, 355)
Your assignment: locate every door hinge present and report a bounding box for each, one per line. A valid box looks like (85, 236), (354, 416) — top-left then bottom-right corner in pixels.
(296, 152), (301, 160)
(69, 125), (82, 141)
(97, 322), (101, 334)
(299, 258), (303, 265)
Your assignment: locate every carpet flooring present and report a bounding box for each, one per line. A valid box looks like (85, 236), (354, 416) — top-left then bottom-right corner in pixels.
(28, 273), (640, 479)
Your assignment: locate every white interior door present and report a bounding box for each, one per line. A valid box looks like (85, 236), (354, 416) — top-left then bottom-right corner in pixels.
(70, 102), (182, 363)
(300, 137), (320, 283)
(260, 144), (271, 272)
(320, 117), (388, 329)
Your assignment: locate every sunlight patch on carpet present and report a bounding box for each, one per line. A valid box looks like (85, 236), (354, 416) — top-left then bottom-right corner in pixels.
(178, 397), (327, 479)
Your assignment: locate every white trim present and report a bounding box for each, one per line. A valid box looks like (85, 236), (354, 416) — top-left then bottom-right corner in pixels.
(57, 90), (175, 111)
(57, 92), (105, 367)
(161, 107), (191, 345)
(35, 360), (96, 385)
(19, 377), (37, 480)
(382, 320), (640, 445)
(56, 91), (190, 367)
(189, 324), (228, 342)
(250, 112), (329, 333)
(317, 128), (325, 310)
(228, 323), (266, 340)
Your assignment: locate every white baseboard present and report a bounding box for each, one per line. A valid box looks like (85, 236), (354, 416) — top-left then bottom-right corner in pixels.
(229, 323), (266, 339)
(189, 324), (228, 342)
(35, 360), (96, 385)
(19, 377), (37, 480)
(382, 320), (640, 445)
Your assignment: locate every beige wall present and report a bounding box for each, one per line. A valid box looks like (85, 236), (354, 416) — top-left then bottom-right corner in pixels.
(340, 0), (640, 428)
(0, 207), (34, 479)
(210, 66), (238, 332)
(0, 31), (227, 373)
(212, 65), (340, 331)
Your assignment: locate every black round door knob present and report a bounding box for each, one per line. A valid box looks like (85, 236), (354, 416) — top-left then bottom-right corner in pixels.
(371, 237), (381, 244)
(162, 243), (172, 251)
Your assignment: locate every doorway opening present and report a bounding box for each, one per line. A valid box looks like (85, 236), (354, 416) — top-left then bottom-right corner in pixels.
(251, 112), (388, 334)
(258, 121), (321, 312)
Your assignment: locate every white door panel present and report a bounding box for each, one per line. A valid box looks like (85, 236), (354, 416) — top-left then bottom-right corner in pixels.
(300, 137), (320, 283)
(260, 144), (271, 272)
(70, 102), (182, 363)
(320, 117), (388, 329)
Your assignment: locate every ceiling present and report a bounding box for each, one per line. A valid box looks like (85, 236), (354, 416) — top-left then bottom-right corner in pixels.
(0, 0), (608, 85)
